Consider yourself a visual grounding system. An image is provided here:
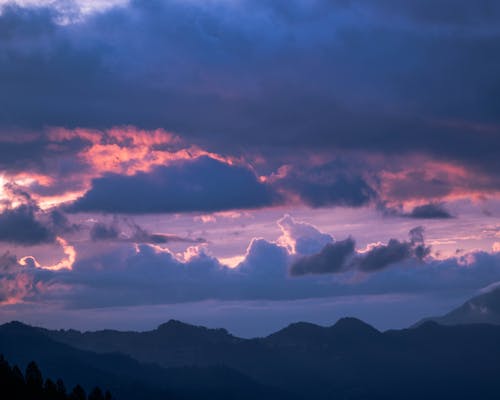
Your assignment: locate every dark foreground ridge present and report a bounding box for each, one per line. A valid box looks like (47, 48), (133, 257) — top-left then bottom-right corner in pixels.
(2, 314), (500, 400)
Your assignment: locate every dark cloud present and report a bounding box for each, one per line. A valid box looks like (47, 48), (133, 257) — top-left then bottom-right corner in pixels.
(0, 185), (78, 245)
(370, 0), (500, 26)
(0, 204), (55, 245)
(90, 219), (205, 245)
(0, 131), (90, 176)
(0, 0), (499, 179)
(69, 156), (279, 213)
(48, 209), (80, 234)
(128, 223), (205, 245)
(274, 162), (376, 208)
(380, 202), (454, 220)
(290, 227), (431, 276)
(407, 203), (453, 219)
(70, 157), (377, 215)
(89, 221), (120, 241)
(358, 239), (413, 272)
(290, 238), (356, 276)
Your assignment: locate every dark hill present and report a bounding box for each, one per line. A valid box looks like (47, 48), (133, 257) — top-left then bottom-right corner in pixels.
(0, 321), (289, 400)
(3, 316), (500, 399)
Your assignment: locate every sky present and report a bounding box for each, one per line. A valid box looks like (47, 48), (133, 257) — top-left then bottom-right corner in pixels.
(0, 0), (499, 337)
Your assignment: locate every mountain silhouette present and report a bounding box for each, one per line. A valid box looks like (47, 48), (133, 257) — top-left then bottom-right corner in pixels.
(415, 286), (500, 326)
(2, 316), (500, 399)
(0, 321), (288, 400)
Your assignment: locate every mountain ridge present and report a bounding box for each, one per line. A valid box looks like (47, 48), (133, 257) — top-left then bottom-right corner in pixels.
(3, 314), (500, 399)
(414, 286), (500, 327)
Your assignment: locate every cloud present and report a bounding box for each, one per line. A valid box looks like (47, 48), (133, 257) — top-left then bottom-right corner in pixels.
(277, 214), (333, 255)
(365, 0), (500, 26)
(69, 156), (279, 213)
(406, 203), (453, 219)
(0, 204), (55, 245)
(380, 201), (455, 220)
(0, 2), (498, 214)
(0, 185), (77, 245)
(89, 219), (205, 245)
(89, 221), (120, 241)
(290, 238), (356, 276)
(0, 0), (128, 17)
(273, 162), (377, 208)
(0, 0), (499, 181)
(0, 251), (52, 304)
(290, 226), (431, 276)
(52, 239), (500, 307)
(1, 215), (500, 307)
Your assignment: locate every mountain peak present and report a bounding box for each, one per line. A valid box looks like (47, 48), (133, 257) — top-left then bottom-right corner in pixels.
(331, 317), (379, 334)
(265, 321), (326, 342)
(0, 320), (33, 332)
(155, 320), (232, 342)
(157, 319), (192, 330)
(413, 287), (500, 327)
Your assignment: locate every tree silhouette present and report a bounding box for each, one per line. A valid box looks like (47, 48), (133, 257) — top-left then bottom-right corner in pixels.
(56, 378), (68, 400)
(44, 378), (58, 400)
(70, 384), (86, 400)
(12, 365), (25, 393)
(26, 361), (43, 399)
(0, 354), (112, 400)
(26, 361), (43, 388)
(88, 387), (105, 400)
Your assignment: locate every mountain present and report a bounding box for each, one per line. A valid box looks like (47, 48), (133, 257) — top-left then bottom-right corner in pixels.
(0, 321), (289, 400)
(43, 319), (243, 368)
(415, 286), (500, 326)
(265, 317), (381, 348)
(4, 317), (500, 399)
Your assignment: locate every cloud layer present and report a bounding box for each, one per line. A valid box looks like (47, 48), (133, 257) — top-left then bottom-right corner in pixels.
(1, 215), (499, 308)
(0, 0), (499, 177)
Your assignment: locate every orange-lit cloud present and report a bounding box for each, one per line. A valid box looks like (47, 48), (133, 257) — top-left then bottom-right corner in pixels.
(378, 157), (500, 208)
(19, 237), (76, 271)
(51, 126), (232, 177)
(1, 126), (237, 210)
(43, 237), (76, 271)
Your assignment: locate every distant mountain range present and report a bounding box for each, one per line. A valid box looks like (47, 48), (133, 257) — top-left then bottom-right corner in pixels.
(2, 308), (500, 399)
(0, 321), (285, 400)
(415, 286), (500, 326)
(2, 290), (500, 399)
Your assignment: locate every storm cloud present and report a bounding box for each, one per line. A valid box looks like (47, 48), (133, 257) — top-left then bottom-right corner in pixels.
(70, 156), (279, 213)
(0, 0), (499, 178)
